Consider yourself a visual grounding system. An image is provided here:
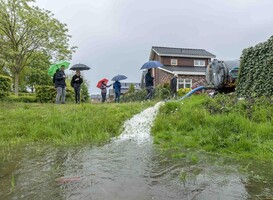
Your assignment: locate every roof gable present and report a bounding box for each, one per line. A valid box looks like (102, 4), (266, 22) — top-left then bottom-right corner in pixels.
(151, 46), (216, 58)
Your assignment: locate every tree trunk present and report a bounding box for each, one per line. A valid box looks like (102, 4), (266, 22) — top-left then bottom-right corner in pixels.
(14, 72), (19, 96)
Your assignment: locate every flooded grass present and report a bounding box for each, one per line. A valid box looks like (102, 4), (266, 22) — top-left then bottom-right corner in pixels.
(0, 101), (153, 146)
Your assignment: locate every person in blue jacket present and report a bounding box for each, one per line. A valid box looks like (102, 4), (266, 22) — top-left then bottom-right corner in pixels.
(113, 80), (121, 103)
(54, 65), (66, 104)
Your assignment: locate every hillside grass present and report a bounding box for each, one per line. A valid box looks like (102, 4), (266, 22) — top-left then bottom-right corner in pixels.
(0, 102), (154, 146)
(152, 94), (273, 163)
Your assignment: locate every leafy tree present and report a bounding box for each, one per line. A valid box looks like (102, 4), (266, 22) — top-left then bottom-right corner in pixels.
(24, 51), (52, 92)
(0, 0), (76, 95)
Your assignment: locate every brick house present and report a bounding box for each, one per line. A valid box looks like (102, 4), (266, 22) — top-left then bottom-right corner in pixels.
(148, 46), (216, 89)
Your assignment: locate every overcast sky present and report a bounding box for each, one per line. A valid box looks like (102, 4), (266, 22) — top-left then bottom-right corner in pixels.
(36, 0), (273, 94)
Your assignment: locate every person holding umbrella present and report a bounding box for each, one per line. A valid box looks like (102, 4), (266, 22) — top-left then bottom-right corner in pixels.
(145, 69), (154, 100)
(54, 65), (67, 104)
(140, 60), (163, 100)
(113, 80), (121, 103)
(71, 70), (83, 104)
(100, 80), (112, 103)
(111, 74), (127, 103)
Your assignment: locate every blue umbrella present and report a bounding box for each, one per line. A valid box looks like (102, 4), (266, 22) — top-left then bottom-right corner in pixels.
(141, 61), (164, 70)
(111, 74), (127, 81)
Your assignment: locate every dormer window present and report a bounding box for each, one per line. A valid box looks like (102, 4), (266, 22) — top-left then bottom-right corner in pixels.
(171, 59), (177, 66)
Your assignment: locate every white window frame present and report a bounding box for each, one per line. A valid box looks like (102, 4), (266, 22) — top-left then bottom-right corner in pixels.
(194, 60), (206, 67)
(177, 78), (192, 89)
(171, 59), (178, 66)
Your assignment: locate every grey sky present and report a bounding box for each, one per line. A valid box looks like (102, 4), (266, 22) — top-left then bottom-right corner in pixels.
(35, 0), (273, 94)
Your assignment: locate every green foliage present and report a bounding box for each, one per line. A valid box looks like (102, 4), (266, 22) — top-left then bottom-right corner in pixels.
(204, 94), (273, 122)
(121, 84), (171, 102)
(154, 84), (171, 99)
(0, 0), (76, 95)
(177, 88), (191, 97)
(80, 81), (90, 103)
(35, 85), (74, 103)
(24, 52), (53, 89)
(0, 102), (152, 146)
(152, 95), (273, 163)
(0, 74), (12, 98)
(122, 89), (147, 102)
(4, 94), (37, 103)
(237, 35), (273, 97)
(128, 83), (135, 94)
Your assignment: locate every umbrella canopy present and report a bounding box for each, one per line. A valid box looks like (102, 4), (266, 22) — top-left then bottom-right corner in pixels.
(96, 78), (108, 88)
(111, 74), (127, 81)
(70, 63), (90, 71)
(140, 61), (163, 70)
(48, 61), (70, 76)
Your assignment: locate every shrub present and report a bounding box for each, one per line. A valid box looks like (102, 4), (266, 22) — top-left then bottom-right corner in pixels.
(36, 85), (74, 103)
(4, 94), (37, 103)
(154, 84), (171, 100)
(80, 82), (90, 103)
(121, 89), (147, 102)
(121, 84), (171, 102)
(0, 75), (12, 98)
(177, 88), (191, 97)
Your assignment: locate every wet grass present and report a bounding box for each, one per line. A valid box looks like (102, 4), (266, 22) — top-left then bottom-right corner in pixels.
(0, 101), (153, 146)
(152, 94), (273, 163)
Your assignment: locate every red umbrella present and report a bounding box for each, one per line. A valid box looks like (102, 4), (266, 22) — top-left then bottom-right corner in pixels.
(96, 78), (108, 88)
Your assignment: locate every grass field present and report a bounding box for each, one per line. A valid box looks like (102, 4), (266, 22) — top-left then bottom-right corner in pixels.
(0, 101), (154, 146)
(152, 94), (273, 163)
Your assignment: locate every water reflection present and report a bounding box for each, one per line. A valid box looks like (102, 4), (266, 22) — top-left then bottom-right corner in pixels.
(1, 142), (273, 200)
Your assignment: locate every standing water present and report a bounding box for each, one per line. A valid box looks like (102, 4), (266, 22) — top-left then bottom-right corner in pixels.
(1, 102), (273, 199)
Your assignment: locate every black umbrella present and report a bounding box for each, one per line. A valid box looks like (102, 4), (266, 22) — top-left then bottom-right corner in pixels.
(70, 64), (90, 71)
(111, 74), (127, 81)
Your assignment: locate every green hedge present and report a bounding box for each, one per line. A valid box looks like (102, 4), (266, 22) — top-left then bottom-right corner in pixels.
(4, 95), (37, 103)
(0, 74), (12, 98)
(237, 35), (273, 97)
(36, 85), (74, 103)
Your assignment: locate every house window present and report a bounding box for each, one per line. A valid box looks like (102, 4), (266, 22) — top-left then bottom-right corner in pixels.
(178, 78), (192, 89)
(171, 59), (177, 66)
(194, 60), (206, 67)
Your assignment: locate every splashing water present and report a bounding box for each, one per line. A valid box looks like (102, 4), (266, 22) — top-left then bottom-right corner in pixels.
(115, 101), (164, 144)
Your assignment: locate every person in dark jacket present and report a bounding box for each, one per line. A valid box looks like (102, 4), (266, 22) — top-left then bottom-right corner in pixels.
(100, 81), (112, 103)
(113, 80), (121, 103)
(170, 73), (178, 98)
(54, 65), (66, 104)
(145, 69), (154, 100)
(71, 70), (83, 104)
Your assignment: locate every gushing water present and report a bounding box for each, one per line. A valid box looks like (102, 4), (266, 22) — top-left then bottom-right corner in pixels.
(115, 101), (163, 144)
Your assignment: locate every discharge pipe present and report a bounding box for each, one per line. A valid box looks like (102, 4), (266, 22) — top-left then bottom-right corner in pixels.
(177, 86), (206, 101)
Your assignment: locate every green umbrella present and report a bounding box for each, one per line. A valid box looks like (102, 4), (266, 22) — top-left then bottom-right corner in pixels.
(48, 60), (70, 76)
